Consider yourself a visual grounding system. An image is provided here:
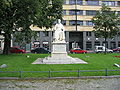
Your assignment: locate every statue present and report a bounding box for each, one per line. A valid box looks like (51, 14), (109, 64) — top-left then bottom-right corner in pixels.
(53, 19), (65, 42)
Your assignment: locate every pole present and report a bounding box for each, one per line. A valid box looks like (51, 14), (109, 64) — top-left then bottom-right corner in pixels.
(75, 0), (77, 31)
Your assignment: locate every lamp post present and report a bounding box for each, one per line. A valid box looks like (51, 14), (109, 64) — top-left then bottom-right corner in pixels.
(75, 0), (78, 31)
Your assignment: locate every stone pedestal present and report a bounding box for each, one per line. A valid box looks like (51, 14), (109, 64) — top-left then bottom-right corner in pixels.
(32, 41), (87, 64)
(51, 42), (67, 58)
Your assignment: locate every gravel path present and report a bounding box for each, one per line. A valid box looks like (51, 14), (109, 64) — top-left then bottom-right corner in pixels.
(0, 77), (120, 90)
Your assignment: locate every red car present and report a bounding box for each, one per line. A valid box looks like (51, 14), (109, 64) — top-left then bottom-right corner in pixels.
(70, 48), (87, 54)
(112, 47), (120, 52)
(10, 47), (26, 53)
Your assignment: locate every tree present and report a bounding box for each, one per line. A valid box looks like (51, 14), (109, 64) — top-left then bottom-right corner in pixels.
(13, 31), (37, 49)
(92, 4), (120, 54)
(0, 0), (63, 54)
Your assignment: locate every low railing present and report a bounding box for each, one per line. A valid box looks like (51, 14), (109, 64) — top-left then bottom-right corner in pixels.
(0, 69), (120, 79)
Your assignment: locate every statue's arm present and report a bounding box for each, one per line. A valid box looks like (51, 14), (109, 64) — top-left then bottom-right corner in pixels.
(62, 25), (65, 31)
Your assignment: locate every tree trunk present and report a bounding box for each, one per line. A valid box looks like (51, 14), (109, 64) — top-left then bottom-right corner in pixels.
(104, 37), (107, 55)
(3, 34), (11, 55)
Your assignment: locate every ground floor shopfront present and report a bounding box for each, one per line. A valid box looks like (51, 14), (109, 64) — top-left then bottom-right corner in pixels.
(29, 31), (120, 52)
(1, 31), (120, 52)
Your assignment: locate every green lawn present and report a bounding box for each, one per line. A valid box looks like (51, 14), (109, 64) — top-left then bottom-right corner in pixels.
(0, 53), (120, 77)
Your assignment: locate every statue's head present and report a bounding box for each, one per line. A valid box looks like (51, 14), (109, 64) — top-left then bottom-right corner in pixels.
(57, 19), (61, 24)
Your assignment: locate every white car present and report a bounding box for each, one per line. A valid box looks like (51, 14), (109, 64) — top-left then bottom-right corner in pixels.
(95, 46), (113, 53)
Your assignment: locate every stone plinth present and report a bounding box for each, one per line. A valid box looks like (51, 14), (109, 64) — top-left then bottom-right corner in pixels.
(51, 42), (67, 58)
(32, 41), (87, 64)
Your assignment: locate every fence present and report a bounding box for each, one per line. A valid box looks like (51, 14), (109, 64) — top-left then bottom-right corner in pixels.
(0, 69), (120, 79)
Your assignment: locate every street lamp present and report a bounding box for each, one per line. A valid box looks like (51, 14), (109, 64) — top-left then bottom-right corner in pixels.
(75, 0), (78, 31)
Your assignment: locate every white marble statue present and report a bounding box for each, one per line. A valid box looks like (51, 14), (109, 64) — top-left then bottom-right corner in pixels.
(53, 19), (65, 42)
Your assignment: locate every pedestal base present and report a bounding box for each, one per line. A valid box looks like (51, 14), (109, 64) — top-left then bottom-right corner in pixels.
(32, 41), (87, 64)
(32, 55), (87, 64)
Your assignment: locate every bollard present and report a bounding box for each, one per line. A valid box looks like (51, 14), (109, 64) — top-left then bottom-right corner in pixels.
(48, 70), (51, 78)
(105, 68), (108, 76)
(78, 69), (80, 77)
(19, 71), (22, 79)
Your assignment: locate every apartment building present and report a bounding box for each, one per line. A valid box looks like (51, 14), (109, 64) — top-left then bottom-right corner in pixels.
(5, 0), (117, 52)
(30, 0), (120, 51)
(62, 0), (120, 51)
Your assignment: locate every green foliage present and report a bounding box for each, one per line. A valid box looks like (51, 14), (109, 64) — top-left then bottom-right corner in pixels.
(13, 30), (37, 48)
(35, 0), (63, 28)
(0, 0), (63, 54)
(92, 4), (120, 39)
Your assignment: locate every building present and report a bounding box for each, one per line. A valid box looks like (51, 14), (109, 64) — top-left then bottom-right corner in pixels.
(30, 0), (120, 51)
(11, 0), (120, 52)
(0, 35), (4, 50)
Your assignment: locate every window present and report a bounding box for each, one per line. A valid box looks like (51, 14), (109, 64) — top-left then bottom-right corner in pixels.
(69, 21), (75, 25)
(63, 10), (66, 15)
(33, 41), (40, 48)
(86, 42), (92, 50)
(102, 1), (115, 6)
(69, 0), (82, 5)
(0, 41), (1, 48)
(63, 0), (66, 4)
(86, 10), (97, 16)
(43, 31), (49, 37)
(86, 32), (91, 36)
(118, 42), (120, 47)
(69, 20), (83, 26)
(43, 41), (49, 50)
(77, 0), (82, 5)
(118, 1), (120, 6)
(77, 21), (83, 25)
(98, 47), (103, 50)
(77, 10), (83, 15)
(69, 10), (75, 15)
(69, 10), (83, 15)
(62, 20), (66, 25)
(110, 42), (116, 49)
(69, 0), (76, 5)
(86, 0), (99, 6)
(94, 41), (100, 46)
(86, 21), (94, 26)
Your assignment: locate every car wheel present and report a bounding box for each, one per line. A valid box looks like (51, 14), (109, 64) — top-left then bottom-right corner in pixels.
(96, 52), (100, 53)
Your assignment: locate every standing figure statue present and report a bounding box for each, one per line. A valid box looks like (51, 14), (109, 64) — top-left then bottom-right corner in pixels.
(53, 19), (65, 42)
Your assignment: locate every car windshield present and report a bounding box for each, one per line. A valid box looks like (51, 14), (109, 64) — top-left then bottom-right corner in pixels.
(73, 48), (82, 50)
(98, 47), (103, 50)
(76, 49), (81, 50)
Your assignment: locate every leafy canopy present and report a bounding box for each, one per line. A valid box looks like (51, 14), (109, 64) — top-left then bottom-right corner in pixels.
(92, 4), (120, 39)
(0, 0), (63, 54)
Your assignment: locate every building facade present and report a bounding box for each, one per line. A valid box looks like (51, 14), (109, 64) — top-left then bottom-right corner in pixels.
(30, 0), (120, 52)
(30, 0), (120, 51)
(4, 0), (117, 52)
(1, 0), (120, 52)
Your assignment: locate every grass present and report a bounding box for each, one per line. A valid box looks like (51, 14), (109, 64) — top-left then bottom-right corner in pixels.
(0, 53), (120, 77)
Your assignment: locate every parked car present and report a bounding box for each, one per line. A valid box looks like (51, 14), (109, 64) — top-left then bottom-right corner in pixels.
(112, 47), (120, 52)
(10, 47), (26, 53)
(95, 46), (113, 53)
(31, 48), (50, 54)
(69, 48), (87, 54)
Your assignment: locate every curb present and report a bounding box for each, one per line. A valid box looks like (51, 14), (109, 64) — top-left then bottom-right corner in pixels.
(0, 75), (120, 80)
